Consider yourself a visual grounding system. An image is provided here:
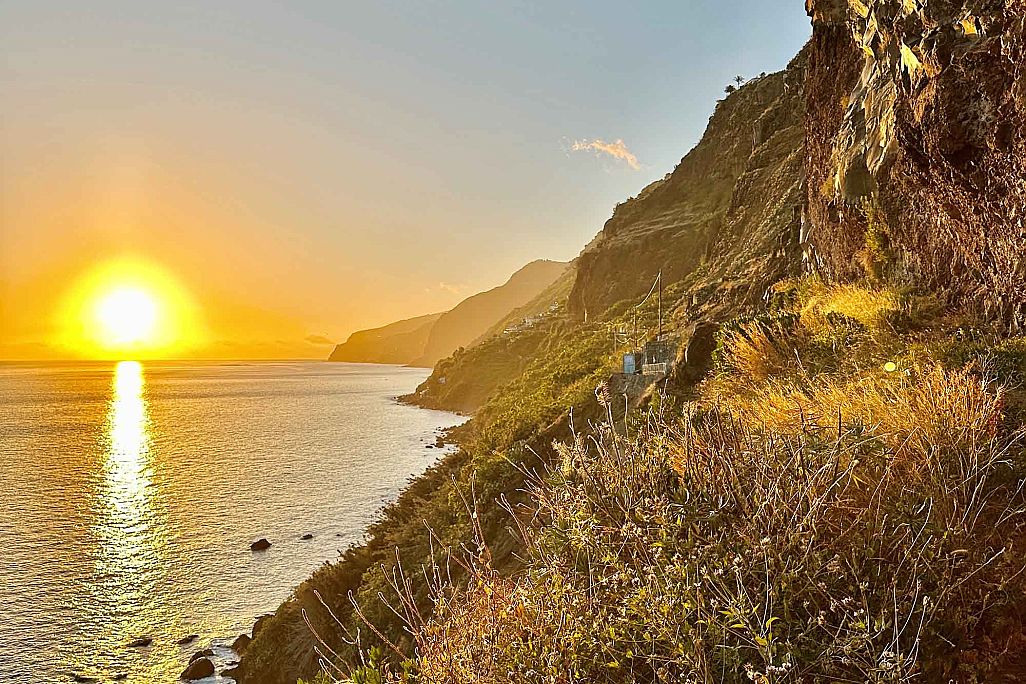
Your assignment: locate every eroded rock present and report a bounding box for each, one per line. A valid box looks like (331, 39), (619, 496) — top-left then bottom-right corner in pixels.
(181, 657), (214, 681)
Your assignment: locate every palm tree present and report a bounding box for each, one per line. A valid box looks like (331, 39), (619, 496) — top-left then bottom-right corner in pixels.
(734, 75), (745, 87)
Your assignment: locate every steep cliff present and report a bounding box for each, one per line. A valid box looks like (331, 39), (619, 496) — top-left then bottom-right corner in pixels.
(327, 261), (567, 368)
(568, 57), (807, 323)
(327, 312), (441, 365)
(410, 260), (568, 367)
(805, 0), (1026, 327)
(409, 55), (810, 415)
(237, 4), (1026, 682)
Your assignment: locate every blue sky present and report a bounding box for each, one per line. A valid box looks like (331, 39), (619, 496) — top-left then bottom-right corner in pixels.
(1, 1), (811, 354)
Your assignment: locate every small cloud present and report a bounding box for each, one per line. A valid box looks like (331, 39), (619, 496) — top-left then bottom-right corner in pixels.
(305, 334), (334, 346)
(426, 282), (467, 296)
(570, 138), (641, 170)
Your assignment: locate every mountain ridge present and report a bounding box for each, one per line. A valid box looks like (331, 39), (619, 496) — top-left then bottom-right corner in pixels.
(327, 259), (568, 368)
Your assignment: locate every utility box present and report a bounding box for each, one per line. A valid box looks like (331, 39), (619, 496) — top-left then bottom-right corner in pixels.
(623, 353), (640, 375)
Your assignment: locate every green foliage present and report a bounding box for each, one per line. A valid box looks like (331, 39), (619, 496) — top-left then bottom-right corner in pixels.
(858, 200), (896, 282)
(265, 277), (1026, 684)
(349, 277), (1026, 684)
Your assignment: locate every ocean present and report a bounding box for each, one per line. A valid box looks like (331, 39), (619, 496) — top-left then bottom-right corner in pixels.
(0, 361), (463, 683)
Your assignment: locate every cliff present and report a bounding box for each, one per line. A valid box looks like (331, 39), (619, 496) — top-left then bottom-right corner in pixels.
(239, 3), (1026, 682)
(327, 312), (440, 365)
(409, 53), (809, 415)
(805, 0), (1026, 327)
(409, 260), (568, 367)
(327, 260), (568, 368)
(568, 59), (807, 323)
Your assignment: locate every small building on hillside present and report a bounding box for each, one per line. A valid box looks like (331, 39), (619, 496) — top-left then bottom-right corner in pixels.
(641, 338), (677, 376)
(622, 337), (677, 377)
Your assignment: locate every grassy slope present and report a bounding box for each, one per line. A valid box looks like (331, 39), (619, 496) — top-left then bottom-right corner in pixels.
(342, 279), (1026, 683)
(240, 59), (809, 684)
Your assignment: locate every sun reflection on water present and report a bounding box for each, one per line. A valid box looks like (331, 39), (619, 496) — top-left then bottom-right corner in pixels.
(102, 361), (153, 544)
(91, 360), (165, 674)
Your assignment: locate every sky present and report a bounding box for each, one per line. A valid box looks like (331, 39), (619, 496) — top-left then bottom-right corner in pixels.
(0, 1), (811, 359)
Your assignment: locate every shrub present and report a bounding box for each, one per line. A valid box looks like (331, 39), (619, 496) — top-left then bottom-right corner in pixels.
(347, 392), (1026, 683)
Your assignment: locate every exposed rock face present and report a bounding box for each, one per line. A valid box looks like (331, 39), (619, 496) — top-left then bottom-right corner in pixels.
(805, 0), (1026, 326)
(568, 55), (808, 322)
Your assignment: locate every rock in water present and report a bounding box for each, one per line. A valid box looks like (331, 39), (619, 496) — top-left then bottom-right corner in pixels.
(127, 636), (152, 648)
(181, 657), (215, 681)
(300, 533), (313, 540)
(177, 634), (199, 646)
(188, 647), (214, 663)
(250, 538), (271, 551)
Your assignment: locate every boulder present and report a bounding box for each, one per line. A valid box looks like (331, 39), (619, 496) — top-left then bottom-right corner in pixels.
(180, 656), (214, 681)
(221, 663), (242, 680)
(678, 321), (720, 383)
(189, 648), (214, 663)
(250, 538), (271, 552)
(231, 633), (252, 654)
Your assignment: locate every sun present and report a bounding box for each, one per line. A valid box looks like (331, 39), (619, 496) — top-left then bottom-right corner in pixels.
(94, 287), (161, 346)
(58, 257), (203, 359)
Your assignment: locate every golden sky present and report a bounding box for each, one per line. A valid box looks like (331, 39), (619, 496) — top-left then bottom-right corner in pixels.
(0, 2), (810, 360)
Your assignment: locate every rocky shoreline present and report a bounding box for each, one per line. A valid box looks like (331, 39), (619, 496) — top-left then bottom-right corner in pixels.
(224, 420), (461, 683)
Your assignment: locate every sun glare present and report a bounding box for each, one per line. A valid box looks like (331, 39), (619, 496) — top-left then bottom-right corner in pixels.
(58, 258), (201, 359)
(94, 287), (160, 346)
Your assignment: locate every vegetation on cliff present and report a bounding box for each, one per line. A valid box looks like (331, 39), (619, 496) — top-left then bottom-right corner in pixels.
(335, 280), (1026, 683)
(243, 2), (1026, 682)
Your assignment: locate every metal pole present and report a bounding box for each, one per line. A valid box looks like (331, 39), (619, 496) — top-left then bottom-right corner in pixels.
(657, 270), (663, 340)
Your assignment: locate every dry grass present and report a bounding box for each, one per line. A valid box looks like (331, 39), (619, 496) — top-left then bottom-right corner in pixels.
(798, 282), (900, 332)
(340, 398), (1026, 683)
(719, 363), (1005, 472)
(311, 280), (1026, 684)
(719, 320), (801, 382)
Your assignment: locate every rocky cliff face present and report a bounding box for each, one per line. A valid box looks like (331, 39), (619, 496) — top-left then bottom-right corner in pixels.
(805, 0), (1026, 327)
(236, 5), (1026, 681)
(568, 54), (808, 322)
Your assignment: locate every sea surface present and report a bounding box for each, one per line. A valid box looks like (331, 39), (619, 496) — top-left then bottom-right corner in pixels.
(0, 361), (464, 683)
